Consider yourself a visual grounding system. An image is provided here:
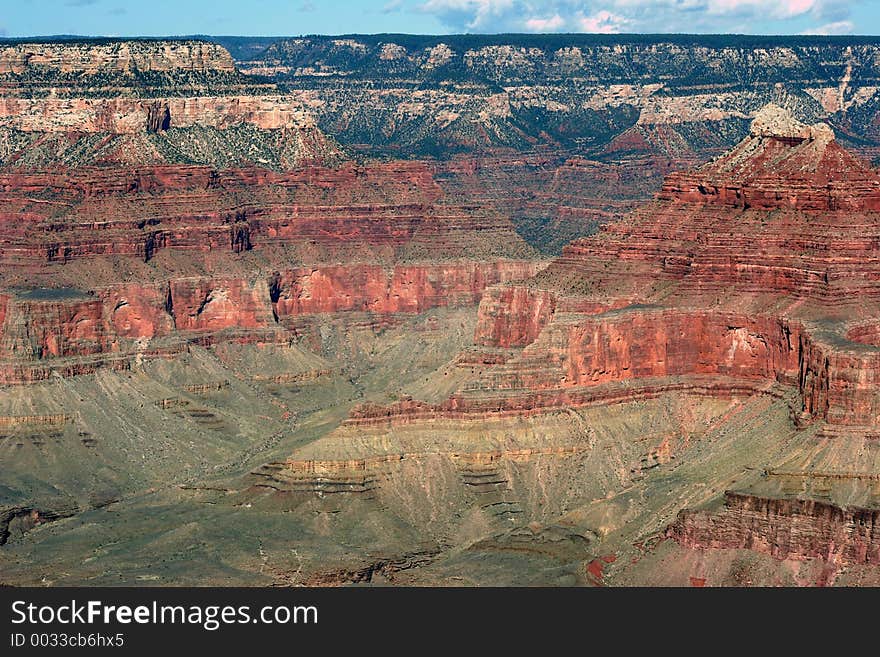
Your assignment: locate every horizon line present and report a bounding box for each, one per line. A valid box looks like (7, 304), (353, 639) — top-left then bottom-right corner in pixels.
(3, 32), (880, 40)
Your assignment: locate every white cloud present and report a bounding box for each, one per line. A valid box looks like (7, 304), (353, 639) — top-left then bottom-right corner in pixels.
(421, 0), (515, 30)
(524, 14), (566, 32)
(418, 0), (859, 33)
(802, 20), (855, 35)
(382, 0), (405, 13)
(525, 14), (565, 32)
(707, 0), (816, 18)
(577, 9), (629, 33)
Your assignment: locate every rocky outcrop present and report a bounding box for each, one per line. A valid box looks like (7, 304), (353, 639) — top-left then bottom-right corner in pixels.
(474, 286), (557, 348)
(670, 492), (880, 566)
(0, 96), (319, 133)
(658, 106), (880, 212)
(797, 329), (880, 426)
(0, 290), (109, 360)
(0, 40), (235, 76)
(168, 279), (276, 332)
(345, 376), (779, 426)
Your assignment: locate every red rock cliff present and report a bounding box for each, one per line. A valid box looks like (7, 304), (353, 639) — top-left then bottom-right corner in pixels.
(670, 492), (880, 566)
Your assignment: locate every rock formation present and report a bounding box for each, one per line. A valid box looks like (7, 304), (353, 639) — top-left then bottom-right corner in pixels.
(282, 105), (880, 581)
(669, 492), (880, 567)
(352, 106), (880, 426)
(0, 40), (235, 76)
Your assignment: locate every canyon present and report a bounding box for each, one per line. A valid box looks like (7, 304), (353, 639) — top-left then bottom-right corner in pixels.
(2, 36), (880, 586)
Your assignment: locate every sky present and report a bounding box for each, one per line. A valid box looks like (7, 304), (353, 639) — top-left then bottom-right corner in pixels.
(0, 0), (878, 38)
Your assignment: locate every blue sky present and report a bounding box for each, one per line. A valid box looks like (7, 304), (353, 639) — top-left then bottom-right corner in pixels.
(1, 1), (877, 37)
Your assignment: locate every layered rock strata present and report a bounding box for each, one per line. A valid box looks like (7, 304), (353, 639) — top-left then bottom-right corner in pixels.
(670, 492), (880, 566)
(304, 106), (880, 573)
(480, 107), (880, 571)
(443, 106), (880, 430)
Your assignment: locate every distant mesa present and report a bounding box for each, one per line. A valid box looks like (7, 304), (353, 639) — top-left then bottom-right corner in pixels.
(0, 39), (236, 77)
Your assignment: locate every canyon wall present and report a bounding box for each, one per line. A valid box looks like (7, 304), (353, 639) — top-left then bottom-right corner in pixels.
(483, 310), (800, 392)
(0, 96), (318, 133)
(0, 259), (539, 384)
(670, 492), (880, 566)
(0, 40), (235, 76)
(0, 160), (533, 274)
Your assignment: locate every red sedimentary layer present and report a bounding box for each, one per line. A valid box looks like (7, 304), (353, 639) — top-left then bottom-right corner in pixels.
(0, 292), (110, 360)
(473, 303), (880, 426)
(275, 261), (538, 317)
(0, 259), (538, 384)
(473, 309), (800, 392)
(0, 136), (541, 383)
(669, 492), (880, 566)
(345, 376), (781, 426)
(0, 161), (452, 269)
(473, 286), (557, 348)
